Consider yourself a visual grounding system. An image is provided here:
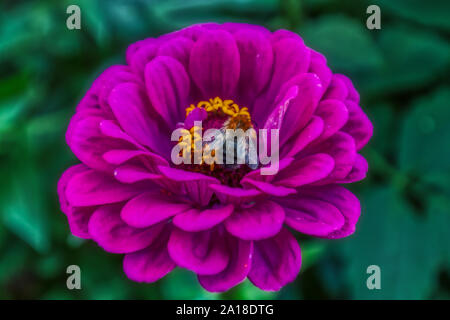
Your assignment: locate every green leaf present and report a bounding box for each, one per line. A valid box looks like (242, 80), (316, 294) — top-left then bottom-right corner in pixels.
(332, 187), (443, 299)
(0, 71), (31, 101)
(0, 96), (29, 134)
(152, 0), (278, 30)
(300, 15), (383, 74)
(1, 156), (50, 253)
(0, 243), (29, 285)
(41, 287), (75, 300)
(0, 4), (35, 58)
(225, 279), (277, 300)
(36, 253), (65, 279)
(78, 247), (131, 299)
(366, 102), (396, 156)
(426, 195), (450, 266)
(69, 0), (110, 47)
(301, 241), (327, 271)
(398, 87), (450, 178)
(359, 26), (450, 95)
(161, 268), (220, 299)
(371, 0), (450, 31)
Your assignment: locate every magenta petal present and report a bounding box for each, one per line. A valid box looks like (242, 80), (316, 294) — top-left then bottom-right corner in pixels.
(75, 73), (101, 111)
(241, 179), (296, 197)
(98, 120), (140, 146)
(103, 150), (151, 165)
(128, 40), (160, 76)
(241, 158), (297, 197)
(278, 197), (345, 237)
(158, 166), (218, 183)
(210, 184), (262, 206)
(298, 185), (361, 238)
(168, 227), (229, 275)
(157, 37), (194, 69)
(58, 165), (96, 239)
(168, 23), (219, 41)
(308, 50), (332, 93)
(66, 206), (96, 239)
(158, 166), (220, 206)
(114, 164), (161, 184)
(275, 153), (335, 187)
(75, 92), (102, 114)
(66, 115), (131, 172)
(88, 204), (165, 254)
(271, 29), (303, 43)
(145, 56), (190, 128)
(234, 29), (273, 105)
(108, 82), (170, 156)
(103, 149), (168, 167)
(65, 169), (145, 206)
(180, 179), (214, 206)
(78, 65), (140, 117)
(210, 184), (260, 197)
(253, 37), (311, 125)
(58, 164), (90, 214)
(173, 204), (234, 232)
(323, 75), (348, 101)
(222, 22), (271, 36)
(121, 192), (191, 228)
(248, 228), (301, 291)
(268, 37), (311, 94)
(277, 74), (323, 144)
(342, 100), (373, 150)
(314, 99), (349, 141)
(263, 86), (299, 131)
(126, 38), (154, 66)
(242, 157), (294, 183)
(199, 235), (253, 292)
(283, 116), (324, 158)
(335, 74), (360, 103)
(123, 225), (175, 283)
(306, 132), (356, 182)
(189, 30), (240, 98)
(157, 167), (218, 205)
(97, 66), (142, 116)
(225, 200), (285, 240)
(336, 153), (368, 183)
(184, 107), (208, 129)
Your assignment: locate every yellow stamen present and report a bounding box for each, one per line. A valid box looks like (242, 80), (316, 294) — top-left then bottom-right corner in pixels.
(185, 97), (252, 129)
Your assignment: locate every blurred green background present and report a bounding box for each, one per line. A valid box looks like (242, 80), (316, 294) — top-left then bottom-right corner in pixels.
(0, 0), (449, 299)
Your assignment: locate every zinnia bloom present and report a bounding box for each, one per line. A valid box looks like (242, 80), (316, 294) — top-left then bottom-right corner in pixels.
(58, 23), (372, 292)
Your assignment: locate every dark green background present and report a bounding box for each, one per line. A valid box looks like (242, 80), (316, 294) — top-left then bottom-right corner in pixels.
(0, 0), (449, 299)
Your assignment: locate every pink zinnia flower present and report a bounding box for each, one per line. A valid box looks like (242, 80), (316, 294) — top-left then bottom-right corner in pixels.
(58, 23), (373, 292)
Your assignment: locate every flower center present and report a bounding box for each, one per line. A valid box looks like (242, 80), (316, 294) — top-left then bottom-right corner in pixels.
(177, 97), (256, 187)
(185, 97), (253, 131)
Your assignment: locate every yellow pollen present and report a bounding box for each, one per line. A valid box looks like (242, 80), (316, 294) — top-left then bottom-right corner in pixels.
(178, 126), (202, 151)
(185, 97), (252, 130)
